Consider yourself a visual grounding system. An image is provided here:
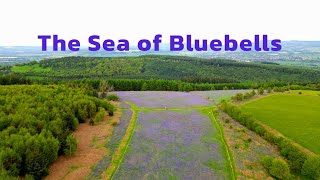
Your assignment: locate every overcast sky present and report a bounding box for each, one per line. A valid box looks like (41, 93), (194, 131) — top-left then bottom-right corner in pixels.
(0, 0), (319, 46)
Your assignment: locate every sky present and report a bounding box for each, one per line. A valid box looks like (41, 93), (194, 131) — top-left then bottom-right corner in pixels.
(0, 0), (319, 46)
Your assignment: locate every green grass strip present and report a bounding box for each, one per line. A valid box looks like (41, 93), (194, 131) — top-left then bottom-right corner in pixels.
(104, 101), (138, 180)
(207, 108), (236, 180)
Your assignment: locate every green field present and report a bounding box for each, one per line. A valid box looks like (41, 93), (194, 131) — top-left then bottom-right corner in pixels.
(241, 91), (320, 154)
(11, 64), (52, 73)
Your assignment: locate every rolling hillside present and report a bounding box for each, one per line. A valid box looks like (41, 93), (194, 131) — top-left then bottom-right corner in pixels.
(9, 55), (320, 84)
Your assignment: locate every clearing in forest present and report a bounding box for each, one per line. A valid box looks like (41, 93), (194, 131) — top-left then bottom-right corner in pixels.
(107, 91), (237, 179)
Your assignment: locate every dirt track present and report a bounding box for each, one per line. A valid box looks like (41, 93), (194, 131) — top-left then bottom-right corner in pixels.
(45, 110), (120, 180)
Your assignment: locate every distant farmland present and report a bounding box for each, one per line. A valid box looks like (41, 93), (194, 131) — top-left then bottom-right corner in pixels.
(241, 90), (320, 154)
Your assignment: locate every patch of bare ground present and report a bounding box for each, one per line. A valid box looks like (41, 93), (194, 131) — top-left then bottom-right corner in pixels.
(45, 109), (121, 180)
(218, 109), (283, 180)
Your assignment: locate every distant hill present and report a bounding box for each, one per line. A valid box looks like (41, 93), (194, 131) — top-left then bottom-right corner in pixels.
(1, 41), (320, 67)
(9, 55), (320, 84)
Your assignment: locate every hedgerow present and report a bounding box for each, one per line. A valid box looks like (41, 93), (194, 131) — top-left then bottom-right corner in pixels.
(220, 102), (320, 179)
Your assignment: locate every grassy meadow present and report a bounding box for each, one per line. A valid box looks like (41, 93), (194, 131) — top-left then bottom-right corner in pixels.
(241, 91), (320, 154)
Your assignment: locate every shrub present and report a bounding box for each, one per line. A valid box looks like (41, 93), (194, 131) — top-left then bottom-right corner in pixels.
(261, 155), (273, 169)
(251, 90), (256, 96)
(64, 134), (78, 156)
(106, 94), (119, 101)
(267, 87), (272, 93)
(224, 118), (230, 123)
(258, 87), (264, 95)
(279, 140), (307, 173)
(94, 107), (106, 124)
(262, 156), (291, 179)
(301, 156), (320, 179)
(108, 110), (114, 116)
(232, 93), (244, 101)
(243, 92), (252, 99)
(269, 158), (291, 179)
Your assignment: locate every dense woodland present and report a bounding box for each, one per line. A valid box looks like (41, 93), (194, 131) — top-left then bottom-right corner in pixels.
(0, 85), (114, 179)
(6, 55), (320, 84)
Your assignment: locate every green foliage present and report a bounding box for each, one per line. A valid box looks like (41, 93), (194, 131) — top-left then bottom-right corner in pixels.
(262, 156), (291, 179)
(231, 93), (244, 101)
(220, 102), (319, 179)
(94, 107), (106, 124)
(0, 85), (114, 179)
(10, 55), (320, 85)
(258, 87), (264, 95)
(64, 134), (78, 156)
(267, 87), (272, 93)
(25, 131), (59, 179)
(106, 94), (119, 101)
(301, 156), (320, 179)
(0, 73), (31, 85)
(98, 80), (113, 98)
(0, 168), (19, 180)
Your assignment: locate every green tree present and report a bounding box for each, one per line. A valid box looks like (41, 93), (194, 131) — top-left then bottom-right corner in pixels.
(301, 156), (320, 179)
(64, 134), (78, 156)
(269, 158), (291, 179)
(258, 87), (264, 95)
(141, 82), (148, 91)
(98, 80), (113, 98)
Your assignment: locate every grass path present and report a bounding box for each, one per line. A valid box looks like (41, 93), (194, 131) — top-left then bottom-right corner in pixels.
(104, 102), (236, 180)
(103, 101), (138, 179)
(207, 108), (236, 180)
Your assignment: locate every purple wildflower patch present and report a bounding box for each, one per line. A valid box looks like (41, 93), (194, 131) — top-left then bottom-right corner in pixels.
(114, 110), (230, 179)
(88, 109), (133, 179)
(113, 91), (212, 108)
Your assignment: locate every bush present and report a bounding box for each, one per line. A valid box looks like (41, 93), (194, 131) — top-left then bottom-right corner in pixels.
(267, 87), (272, 93)
(108, 110), (114, 116)
(94, 107), (106, 124)
(64, 135), (78, 156)
(251, 90), (256, 96)
(269, 158), (291, 179)
(224, 118), (230, 123)
(301, 156), (320, 179)
(261, 156), (273, 169)
(258, 87), (264, 95)
(106, 94), (119, 101)
(232, 93), (244, 101)
(262, 156), (291, 179)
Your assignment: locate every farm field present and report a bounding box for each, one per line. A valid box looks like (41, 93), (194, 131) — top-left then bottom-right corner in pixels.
(11, 64), (52, 73)
(241, 91), (320, 154)
(107, 91), (242, 179)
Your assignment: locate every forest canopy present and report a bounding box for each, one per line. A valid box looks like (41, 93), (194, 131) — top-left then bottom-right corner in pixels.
(9, 55), (320, 84)
(0, 85), (114, 179)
